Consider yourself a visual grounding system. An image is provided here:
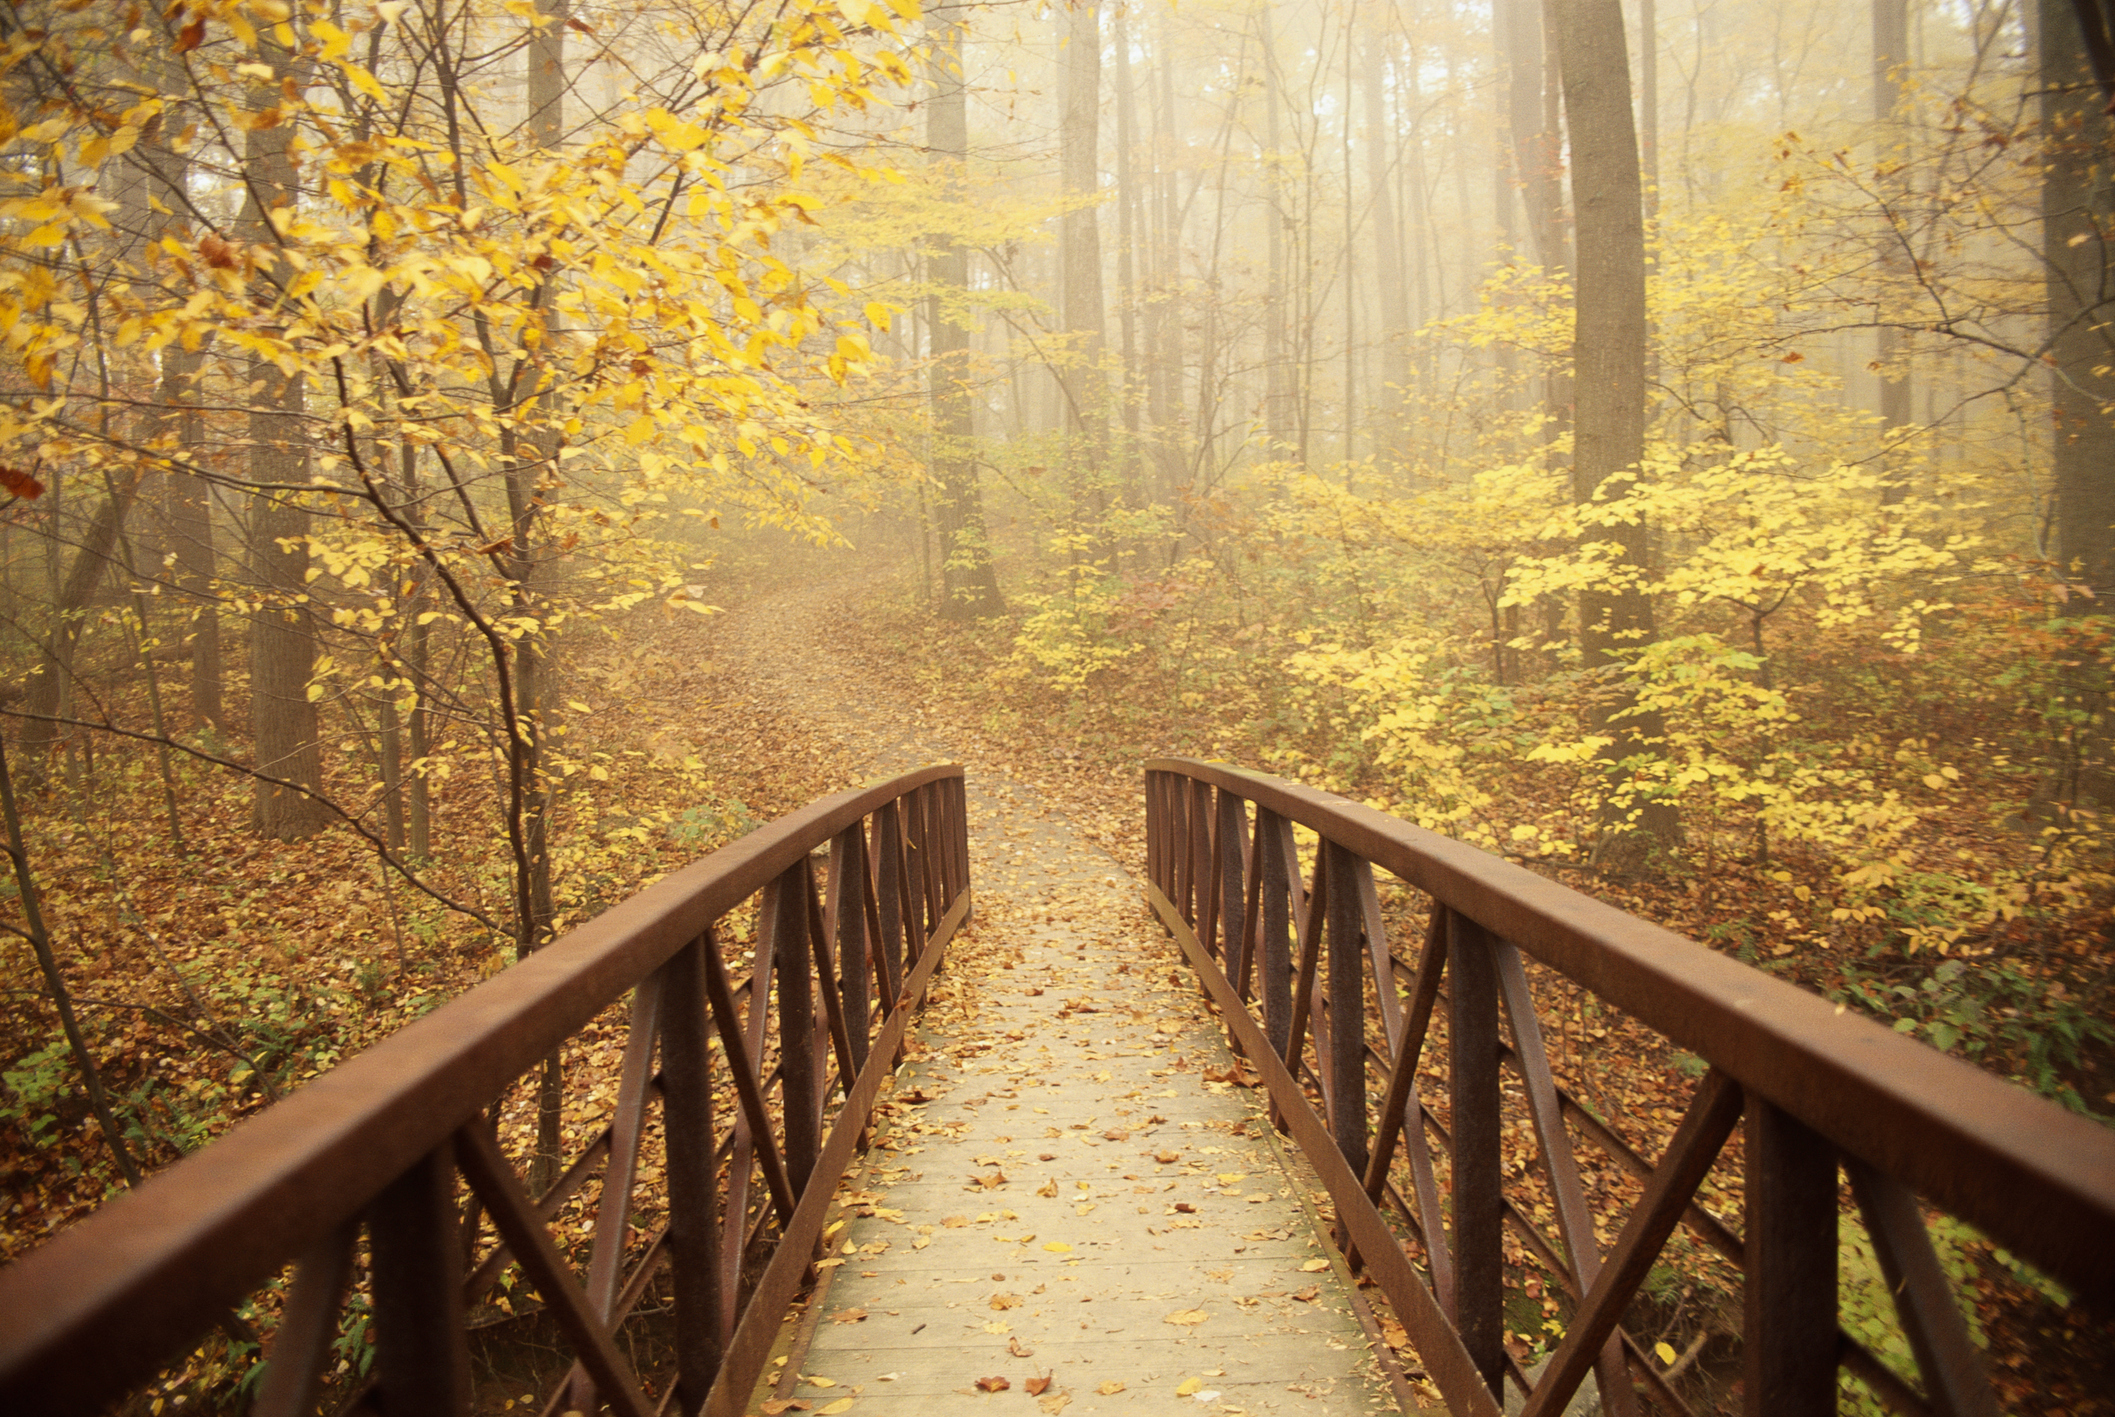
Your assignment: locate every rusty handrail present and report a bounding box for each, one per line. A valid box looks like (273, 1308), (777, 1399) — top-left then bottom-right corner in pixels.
(0, 764), (972, 1417)
(1145, 757), (2115, 1417)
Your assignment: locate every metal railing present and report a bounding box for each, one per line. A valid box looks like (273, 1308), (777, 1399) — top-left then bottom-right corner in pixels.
(1145, 757), (2115, 1417)
(0, 764), (970, 1417)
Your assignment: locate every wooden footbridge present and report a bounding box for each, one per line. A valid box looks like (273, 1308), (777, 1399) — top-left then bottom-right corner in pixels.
(1, 762), (2109, 1417)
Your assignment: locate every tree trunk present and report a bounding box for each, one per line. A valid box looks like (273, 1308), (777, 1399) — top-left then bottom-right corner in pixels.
(1875, 0), (1913, 503)
(929, 4), (1005, 619)
(1060, 0), (1109, 530)
(240, 38), (329, 840)
(247, 367), (328, 840)
(161, 350), (221, 733)
(2038, 0), (2115, 810)
(1112, 0), (1145, 515)
(1366, 30), (1411, 465)
(1262, 3), (1294, 455)
(1548, 0), (1677, 865)
(20, 482), (140, 778)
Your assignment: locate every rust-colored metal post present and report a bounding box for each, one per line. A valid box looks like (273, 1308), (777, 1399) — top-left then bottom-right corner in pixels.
(771, 868), (819, 1196)
(1169, 774), (1191, 923)
(873, 800), (905, 982)
(1215, 790), (1247, 970)
(1325, 840), (1368, 1176)
(1188, 779), (1213, 929)
(950, 775), (970, 916)
(1145, 771), (1162, 893)
(907, 785), (937, 942)
(1258, 807), (1292, 1059)
(1447, 907), (1504, 1397)
(832, 827), (870, 1074)
(1743, 1095), (1838, 1417)
(367, 1145), (471, 1417)
(662, 934), (723, 1414)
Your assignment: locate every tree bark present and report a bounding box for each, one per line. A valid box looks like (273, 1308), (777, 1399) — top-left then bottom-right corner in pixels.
(161, 349), (221, 733)
(1060, 0), (1110, 517)
(1366, 30), (1411, 464)
(240, 38), (328, 840)
(928, 4), (1005, 618)
(1548, 0), (1677, 863)
(1262, 3), (1295, 453)
(20, 482), (140, 777)
(2038, 0), (2115, 810)
(1875, 0), (1914, 502)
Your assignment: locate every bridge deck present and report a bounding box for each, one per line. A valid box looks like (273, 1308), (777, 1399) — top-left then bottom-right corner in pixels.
(761, 782), (1403, 1416)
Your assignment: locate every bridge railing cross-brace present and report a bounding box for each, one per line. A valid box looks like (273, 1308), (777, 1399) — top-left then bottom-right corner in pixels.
(1145, 757), (2115, 1417)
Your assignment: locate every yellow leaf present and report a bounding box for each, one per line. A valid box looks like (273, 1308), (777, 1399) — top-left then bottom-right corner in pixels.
(819, 1402), (855, 1415)
(1175, 1379), (1202, 1396)
(1042, 1241), (1071, 1253)
(1922, 773), (1945, 790)
(1163, 1309), (1209, 1326)
(1654, 1341), (1677, 1366)
(1299, 1259), (1329, 1272)
(343, 64), (388, 102)
(1095, 1382), (1125, 1396)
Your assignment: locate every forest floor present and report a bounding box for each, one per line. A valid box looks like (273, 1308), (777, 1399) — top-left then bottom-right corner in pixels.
(4, 544), (2109, 1415)
(687, 548), (2114, 1417)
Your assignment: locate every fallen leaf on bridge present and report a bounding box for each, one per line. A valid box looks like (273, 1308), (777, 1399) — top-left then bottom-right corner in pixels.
(1164, 1308), (1210, 1326)
(976, 1375), (1010, 1392)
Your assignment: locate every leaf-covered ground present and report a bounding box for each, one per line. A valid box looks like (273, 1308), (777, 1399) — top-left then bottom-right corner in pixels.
(4, 544), (2109, 1415)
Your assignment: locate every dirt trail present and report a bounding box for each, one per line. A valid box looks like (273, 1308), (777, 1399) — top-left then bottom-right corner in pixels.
(695, 569), (1403, 1417)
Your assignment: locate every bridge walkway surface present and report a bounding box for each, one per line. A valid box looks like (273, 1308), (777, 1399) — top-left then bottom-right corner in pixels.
(772, 828), (1397, 1417)
(709, 583), (1402, 1415)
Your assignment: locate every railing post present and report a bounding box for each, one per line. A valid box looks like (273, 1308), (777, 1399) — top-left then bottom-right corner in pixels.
(770, 867), (819, 1196)
(1325, 840), (1368, 1177)
(1188, 779), (1213, 929)
(1145, 771), (1162, 895)
(1447, 906), (1504, 1399)
(831, 827), (870, 1074)
(1257, 807), (1293, 1059)
(873, 799), (904, 981)
(1215, 790), (1246, 970)
(952, 774), (971, 914)
(1170, 775), (1192, 922)
(662, 933), (723, 1414)
(1744, 1095), (1838, 1417)
(368, 1144), (471, 1417)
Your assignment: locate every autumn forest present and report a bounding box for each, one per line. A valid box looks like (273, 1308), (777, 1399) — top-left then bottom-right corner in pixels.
(0, 0), (2110, 1406)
